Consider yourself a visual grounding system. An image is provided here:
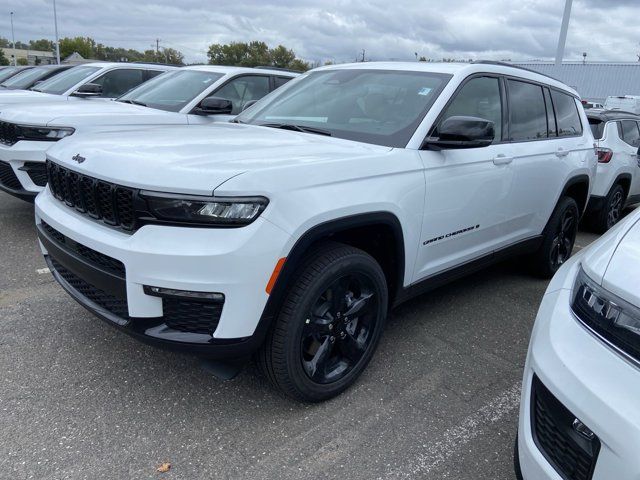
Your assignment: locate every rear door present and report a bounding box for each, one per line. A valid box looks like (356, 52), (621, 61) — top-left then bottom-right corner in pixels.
(618, 120), (640, 199)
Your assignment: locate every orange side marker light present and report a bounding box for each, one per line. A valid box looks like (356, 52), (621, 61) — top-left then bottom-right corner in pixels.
(266, 257), (287, 295)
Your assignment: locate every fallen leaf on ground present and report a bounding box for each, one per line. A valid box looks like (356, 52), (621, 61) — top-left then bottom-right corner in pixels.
(157, 462), (171, 473)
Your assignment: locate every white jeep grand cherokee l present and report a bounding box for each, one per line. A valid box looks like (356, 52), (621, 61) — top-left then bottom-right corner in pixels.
(35, 62), (597, 401)
(0, 66), (297, 201)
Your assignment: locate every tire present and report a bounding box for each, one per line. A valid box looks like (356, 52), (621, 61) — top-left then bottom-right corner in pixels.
(529, 196), (579, 279)
(590, 184), (625, 233)
(256, 242), (388, 402)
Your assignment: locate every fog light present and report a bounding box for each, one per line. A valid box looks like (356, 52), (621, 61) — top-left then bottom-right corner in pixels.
(144, 286), (224, 303)
(572, 418), (595, 440)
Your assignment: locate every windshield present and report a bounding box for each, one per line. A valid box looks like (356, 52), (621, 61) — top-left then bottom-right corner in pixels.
(1, 66), (54, 89)
(34, 66), (100, 95)
(118, 70), (224, 112)
(0, 67), (26, 83)
(236, 69), (451, 147)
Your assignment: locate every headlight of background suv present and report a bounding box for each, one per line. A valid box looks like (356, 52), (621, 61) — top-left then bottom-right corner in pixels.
(572, 265), (640, 363)
(141, 191), (268, 227)
(16, 125), (75, 141)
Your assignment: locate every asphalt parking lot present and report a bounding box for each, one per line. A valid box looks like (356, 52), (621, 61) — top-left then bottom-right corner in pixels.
(0, 190), (603, 480)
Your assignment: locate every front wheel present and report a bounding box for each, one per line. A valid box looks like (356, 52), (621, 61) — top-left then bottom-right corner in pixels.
(257, 242), (388, 402)
(529, 196), (579, 278)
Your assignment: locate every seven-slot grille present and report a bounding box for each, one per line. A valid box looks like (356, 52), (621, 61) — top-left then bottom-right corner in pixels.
(0, 160), (22, 190)
(0, 121), (18, 146)
(46, 160), (137, 231)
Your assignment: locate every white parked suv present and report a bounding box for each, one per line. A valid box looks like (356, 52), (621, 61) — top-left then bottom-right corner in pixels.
(0, 62), (174, 107)
(584, 110), (640, 232)
(515, 206), (640, 480)
(35, 61), (597, 401)
(0, 66), (298, 201)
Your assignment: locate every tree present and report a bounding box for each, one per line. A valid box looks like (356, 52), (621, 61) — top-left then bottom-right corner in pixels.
(59, 36), (96, 59)
(29, 39), (55, 52)
(0, 48), (9, 66)
(0, 38), (10, 48)
(207, 40), (310, 71)
(17, 57), (28, 65)
(270, 45), (295, 68)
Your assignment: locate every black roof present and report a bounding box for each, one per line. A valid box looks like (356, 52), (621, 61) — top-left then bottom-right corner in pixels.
(586, 109), (640, 122)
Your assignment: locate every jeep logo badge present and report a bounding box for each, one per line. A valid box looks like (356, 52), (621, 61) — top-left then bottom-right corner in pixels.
(72, 154), (86, 164)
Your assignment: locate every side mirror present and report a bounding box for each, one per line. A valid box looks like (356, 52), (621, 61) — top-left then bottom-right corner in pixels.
(195, 96), (233, 115)
(242, 99), (258, 112)
(72, 83), (103, 97)
(423, 116), (495, 150)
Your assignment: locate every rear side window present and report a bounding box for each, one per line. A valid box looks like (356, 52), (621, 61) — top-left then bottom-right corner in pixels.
(589, 118), (605, 139)
(437, 76), (502, 142)
(551, 90), (583, 136)
(508, 80), (547, 141)
(274, 76), (292, 89)
(619, 120), (640, 147)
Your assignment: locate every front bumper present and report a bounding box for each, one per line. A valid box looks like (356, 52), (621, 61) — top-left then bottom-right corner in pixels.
(518, 259), (640, 479)
(0, 141), (49, 200)
(35, 187), (291, 357)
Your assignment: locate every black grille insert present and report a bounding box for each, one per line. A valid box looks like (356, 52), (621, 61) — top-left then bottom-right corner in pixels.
(20, 162), (48, 187)
(46, 160), (137, 231)
(41, 221), (126, 277)
(0, 160), (22, 190)
(0, 121), (18, 146)
(531, 375), (600, 480)
(163, 298), (223, 335)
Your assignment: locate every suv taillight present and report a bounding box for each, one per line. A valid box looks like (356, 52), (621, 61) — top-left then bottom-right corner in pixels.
(596, 148), (613, 163)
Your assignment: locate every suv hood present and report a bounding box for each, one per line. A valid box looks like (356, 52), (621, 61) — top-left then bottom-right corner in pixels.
(582, 209), (640, 307)
(46, 123), (390, 195)
(0, 90), (65, 106)
(0, 101), (180, 127)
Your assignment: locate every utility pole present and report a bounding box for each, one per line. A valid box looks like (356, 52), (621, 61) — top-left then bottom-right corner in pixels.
(53, 0), (61, 64)
(156, 38), (160, 55)
(555, 0), (573, 67)
(10, 12), (16, 66)
(361, 49), (365, 62)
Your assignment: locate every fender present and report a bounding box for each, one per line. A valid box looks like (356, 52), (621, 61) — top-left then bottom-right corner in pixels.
(559, 174), (590, 215)
(253, 211), (406, 344)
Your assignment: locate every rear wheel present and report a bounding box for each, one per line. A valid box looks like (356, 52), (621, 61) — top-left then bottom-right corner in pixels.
(590, 184), (625, 233)
(529, 196), (579, 278)
(257, 242), (388, 402)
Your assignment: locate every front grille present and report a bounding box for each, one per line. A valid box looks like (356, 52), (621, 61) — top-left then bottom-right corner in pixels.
(0, 121), (18, 146)
(0, 160), (22, 190)
(41, 221), (126, 277)
(163, 298), (223, 335)
(21, 162), (48, 186)
(46, 160), (137, 231)
(532, 376), (600, 480)
(51, 259), (129, 319)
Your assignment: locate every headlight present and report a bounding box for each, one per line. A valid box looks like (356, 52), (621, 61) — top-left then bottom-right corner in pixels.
(571, 265), (640, 362)
(16, 125), (75, 141)
(141, 191), (268, 227)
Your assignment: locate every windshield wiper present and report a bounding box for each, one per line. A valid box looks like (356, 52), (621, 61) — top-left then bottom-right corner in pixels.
(118, 99), (147, 106)
(259, 123), (332, 136)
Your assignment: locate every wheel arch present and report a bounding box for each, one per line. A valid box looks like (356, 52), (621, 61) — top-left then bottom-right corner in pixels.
(560, 174), (590, 216)
(611, 173), (632, 200)
(255, 212), (406, 343)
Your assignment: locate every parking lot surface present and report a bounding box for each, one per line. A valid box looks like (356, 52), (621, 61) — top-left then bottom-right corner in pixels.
(0, 190), (601, 480)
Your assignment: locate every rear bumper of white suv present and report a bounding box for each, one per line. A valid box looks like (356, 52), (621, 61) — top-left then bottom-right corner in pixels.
(0, 141), (49, 201)
(35, 186), (291, 358)
(517, 260), (640, 479)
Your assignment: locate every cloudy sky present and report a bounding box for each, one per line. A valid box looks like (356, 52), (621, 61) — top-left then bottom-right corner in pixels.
(4, 0), (640, 64)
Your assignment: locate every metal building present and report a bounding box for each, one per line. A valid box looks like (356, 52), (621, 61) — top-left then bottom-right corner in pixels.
(511, 62), (640, 103)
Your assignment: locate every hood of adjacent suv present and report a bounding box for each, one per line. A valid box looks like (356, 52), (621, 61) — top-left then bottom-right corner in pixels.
(0, 90), (62, 105)
(0, 101), (180, 128)
(46, 123), (390, 195)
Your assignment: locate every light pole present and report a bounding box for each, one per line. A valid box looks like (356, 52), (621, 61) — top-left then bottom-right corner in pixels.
(10, 11), (16, 66)
(555, 0), (573, 67)
(53, 0), (61, 64)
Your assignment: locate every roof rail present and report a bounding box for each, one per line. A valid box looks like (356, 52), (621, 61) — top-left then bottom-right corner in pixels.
(471, 60), (562, 83)
(253, 65), (303, 74)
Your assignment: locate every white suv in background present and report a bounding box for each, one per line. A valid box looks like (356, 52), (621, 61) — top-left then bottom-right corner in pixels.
(515, 207), (640, 480)
(0, 62), (174, 107)
(35, 62), (596, 401)
(0, 66), (298, 201)
(584, 110), (640, 232)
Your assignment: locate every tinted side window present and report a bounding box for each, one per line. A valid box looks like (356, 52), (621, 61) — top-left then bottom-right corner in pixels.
(212, 75), (271, 114)
(620, 120), (640, 147)
(508, 80), (547, 141)
(143, 70), (164, 81)
(274, 76), (292, 89)
(436, 76), (502, 142)
(92, 69), (145, 97)
(588, 118), (605, 140)
(544, 88), (557, 137)
(551, 90), (583, 136)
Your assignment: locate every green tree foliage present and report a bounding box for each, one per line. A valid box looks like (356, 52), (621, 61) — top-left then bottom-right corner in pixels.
(17, 57), (28, 65)
(59, 36), (96, 59)
(0, 48), (9, 66)
(29, 39), (55, 52)
(207, 41), (309, 71)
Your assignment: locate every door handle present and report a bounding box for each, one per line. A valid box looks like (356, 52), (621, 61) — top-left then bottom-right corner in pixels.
(493, 155), (513, 165)
(555, 148), (570, 158)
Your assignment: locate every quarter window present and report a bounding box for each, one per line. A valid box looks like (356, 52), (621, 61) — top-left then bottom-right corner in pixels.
(436, 76), (502, 142)
(544, 88), (557, 137)
(619, 120), (640, 147)
(274, 76), (292, 89)
(212, 75), (271, 114)
(508, 80), (548, 141)
(551, 90), (583, 136)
